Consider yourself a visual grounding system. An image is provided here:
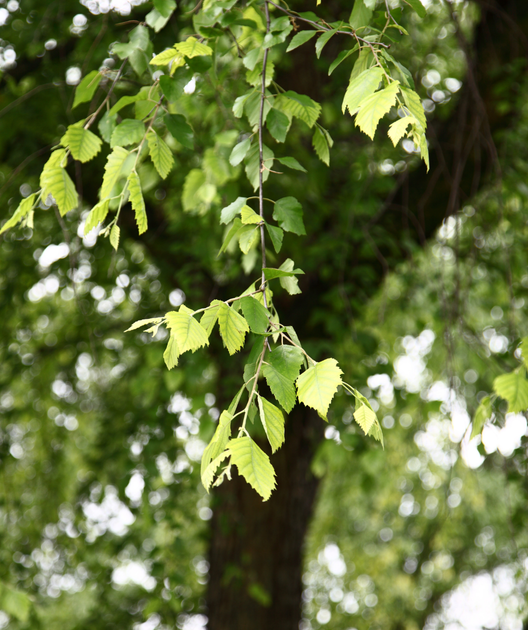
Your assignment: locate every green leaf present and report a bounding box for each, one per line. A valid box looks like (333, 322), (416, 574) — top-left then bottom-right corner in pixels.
(125, 317), (164, 333)
(238, 224), (259, 254)
(354, 404), (377, 434)
(243, 48), (261, 71)
(493, 370), (528, 413)
(240, 296), (269, 334)
(112, 25), (150, 58)
(61, 124), (102, 163)
(165, 306), (209, 354)
(127, 171), (147, 235)
(153, 0), (176, 18)
(276, 91), (321, 128)
(350, 0), (373, 30)
(355, 81), (400, 139)
(388, 115), (415, 146)
(146, 8), (171, 33)
(265, 223), (284, 253)
(263, 263), (304, 281)
(273, 197), (306, 235)
(240, 205), (261, 225)
(403, 0), (426, 18)
(276, 156), (307, 173)
(229, 138), (252, 167)
(109, 223), (120, 250)
(471, 396), (492, 439)
(233, 91), (253, 118)
(40, 149), (77, 216)
(328, 47), (358, 75)
(350, 48), (373, 82)
(200, 300), (222, 336)
(111, 119), (145, 148)
(220, 197), (247, 224)
(312, 126), (333, 166)
(72, 70), (102, 109)
(150, 47), (183, 66)
(245, 143), (274, 191)
(315, 29), (337, 58)
(148, 131), (174, 179)
(84, 199), (110, 235)
(520, 337), (528, 370)
(296, 358), (343, 419)
(109, 94), (142, 116)
(342, 67), (384, 115)
(257, 396), (285, 453)
(0, 194), (36, 235)
(163, 333), (180, 369)
(262, 346), (304, 413)
(1, 585), (31, 622)
(228, 436), (276, 501)
(101, 146), (129, 199)
(164, 113), (194, 149)
(175, 36), (213, 57)
(98, 111), (117, 144)
(267, 108), (291, 143)
(159, 75), (185, 102)
(286, 30), (317, 52)
(218, 217), (243, 256)
(202, 450), (230, 492)
(400, 86), (426, 129)
(218, 302), (250, 355)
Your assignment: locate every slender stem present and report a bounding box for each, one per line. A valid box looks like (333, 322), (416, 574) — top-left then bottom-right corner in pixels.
(191, 288), (263, 316)
(258, 1), (271, 309)
(240, 344), (267, 435)
(84, 59), (127, 130)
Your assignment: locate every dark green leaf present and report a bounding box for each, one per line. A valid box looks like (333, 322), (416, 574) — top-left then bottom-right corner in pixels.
(267, 108), (291, 143)
(164, 113), (194, 149)
(273, 197), (306, 235)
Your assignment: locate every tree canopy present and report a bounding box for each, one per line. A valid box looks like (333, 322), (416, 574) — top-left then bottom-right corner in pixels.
(1, 1), (528, 629)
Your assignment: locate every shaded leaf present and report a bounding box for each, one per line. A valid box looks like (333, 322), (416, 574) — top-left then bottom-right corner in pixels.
(240, 296), (269, 334)
(220, 197), (247, 224)
(273, 197), (305, 235)
(111, 119), (145, 148)
(267, 108), (291, 143)
(40, 149), (77, 216)
(164, 113), (194, 149)
(73, 70), (102, 109)
(471, 396), (492, 439)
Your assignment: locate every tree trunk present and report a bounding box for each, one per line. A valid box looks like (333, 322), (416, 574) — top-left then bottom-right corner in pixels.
(207, 406), (323, 630)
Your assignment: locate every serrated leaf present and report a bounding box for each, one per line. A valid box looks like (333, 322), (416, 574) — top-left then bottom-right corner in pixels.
(493, 370), (528, 413)
(200, 300), (222, 336)
(315, 29), (337, 58)
(175, 36), (213, 58)
(84, 199), (110, 234)
(218, 217), (242, 256)
(355, 81), (400, 140)
(220, 197), (247, 224)
(350, 47), (373, 82)
(276, 156), (307, 173)
(273, 197), (305, 235)
(286, 30), (317, 52)
(109, 223), (120, 250)
(127, 171), (147, 234)
(61, 124), (102, 163)
(148, 131), (174, 179)
(150, 48), (184, 66)
(0, 194), (36, 235)
(312, 126), (333, 166)
(265, 223), (284, 253)
(165, 307), (209, 354)
(388, 115), (415, 146)
(245, 143), (274, 191)
(101, 146), (129, 199)
(202, 450), (230, 492)
(218, 302), (250, 355)
(228, 436), (276, 501)
(400, 86), (426, 129)
(267, 108), (291, 143)
(403, 0), (426, 18)
(73, 70), (102, 109)
(229, 138), (252, 167)
(125, 317), (163, 332)
(238, 224), (259, 254)
(342, 67), (384, 115)
(262, 346), (303, 413)
(354, 404), (377, 434)
(471, 396), (492, 439)
(163, 333), (180, 369)
(40, 149), (77, 216)
(111, 119), (145, 148)
(240, 205), (261, 225)
(240, 296), (269, 334)
(275, 91), (321, 128)
(164, 113), (194, 149)
(328, 47), (357, 75)
(296, 358), (343, 419)
(257, 396), (285, 453)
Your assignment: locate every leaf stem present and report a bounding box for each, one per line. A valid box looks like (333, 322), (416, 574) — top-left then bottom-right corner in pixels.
(84, 59), (128, 131)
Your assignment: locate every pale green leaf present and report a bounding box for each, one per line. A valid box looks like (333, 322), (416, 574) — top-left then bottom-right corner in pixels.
(73, 70), (102, 109)
(0, 194), (36, 235)
(40, 149), (78, 216)
(520, 337), (528, 370)
(200, 300), (222, 336)
(263, 262), (304, 281)
(350, 0), (373, 30)
(127, 171), (147, 235)
(350, 48), (373, 82)
(238, 224), (259, 254)
(218, 302), (250, 355)
(125, 317), (163, 333)
(493, 370), (528, 413)
(202, 450), (230, 492)
(165, 306), (209, 354)
(342, 66), (384, 115)
(146, 8), (171, 33)
(1, 585), (31, 622)
(148, 131), (174, 179)
(388, 115), (415, 146)
(240, 205), (262, 225)
(355, 81), (400, 140)
(286, 30), (317, 52)
(400, 86), (427, 129)
(296, 358), (343, 419)
(163, 333), (180, 369)
(201, 410), (233, 488)
(312, 126), (331, 166)
(220, 197), (247, 225)
(150, 48), (184, 66)
(175, 36), (213, 58)
(84, 199), (110, 235)
(354, 403), (377, 434)
(228, 436), (276, 501)
(240, 296), (269, 334)
(471, 396), (492, 439)
(101, 146), (129, 199)
(279, 258), (303, 294)
(218, 218), (242, 256)
(111, 119), (145, 148)
(229, 138), (252, 167)
(61, 124), (102, 163)
(262, 345), (303, 413)
(109, 223), (120, 250)
(258, 396), (285, 453)
(275, 91), (321, 128)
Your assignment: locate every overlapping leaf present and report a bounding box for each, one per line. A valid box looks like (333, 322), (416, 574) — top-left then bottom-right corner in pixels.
(40, 150), (77, 216)
(258, 396), (285, 453)
(228, 436), (276, 501)
(148, 131), (174, 179)
(101, 146), (129, 199)
(127, 171), (148, 234)
(201, 410), (233, 489)
(493, 370), (528, 413)
(218, 302), (250, 355)
(355, 81), (400, 140)
(84, 200), (110, 234)
(165, 305), (209, 354)
(296, 358), (343, 419)
(262, 346), (304, 413)
(61, 124), (102, 163)
(0, 194), (36, 235)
